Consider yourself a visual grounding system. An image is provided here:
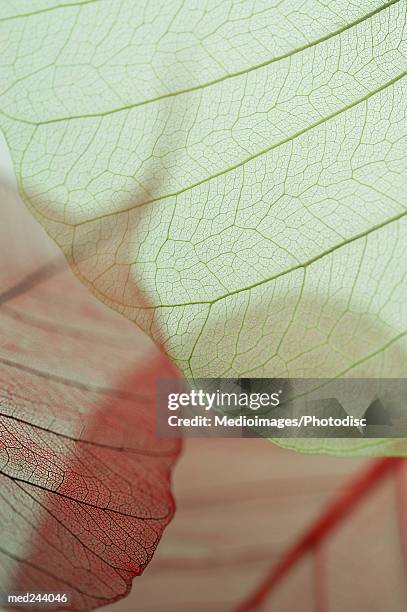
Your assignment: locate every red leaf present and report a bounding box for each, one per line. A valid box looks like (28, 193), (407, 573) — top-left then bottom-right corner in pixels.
(0, 181), (181, 610)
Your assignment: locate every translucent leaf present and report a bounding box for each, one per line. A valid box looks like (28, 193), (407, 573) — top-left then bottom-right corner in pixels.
(0, 1), (406, 454)
(102, 439), (407, 612)
(0, 181), (180, 610)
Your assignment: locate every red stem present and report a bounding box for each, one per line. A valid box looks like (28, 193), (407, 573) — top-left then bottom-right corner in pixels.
(233, 457), (404, 612)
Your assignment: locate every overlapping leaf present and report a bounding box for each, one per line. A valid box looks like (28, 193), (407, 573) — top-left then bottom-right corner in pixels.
(0, 1), (406, 454)
(0, 182), (180, 610)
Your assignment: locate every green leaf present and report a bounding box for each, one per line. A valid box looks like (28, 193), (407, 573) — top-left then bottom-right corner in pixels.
(1, 0), (406, 455)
